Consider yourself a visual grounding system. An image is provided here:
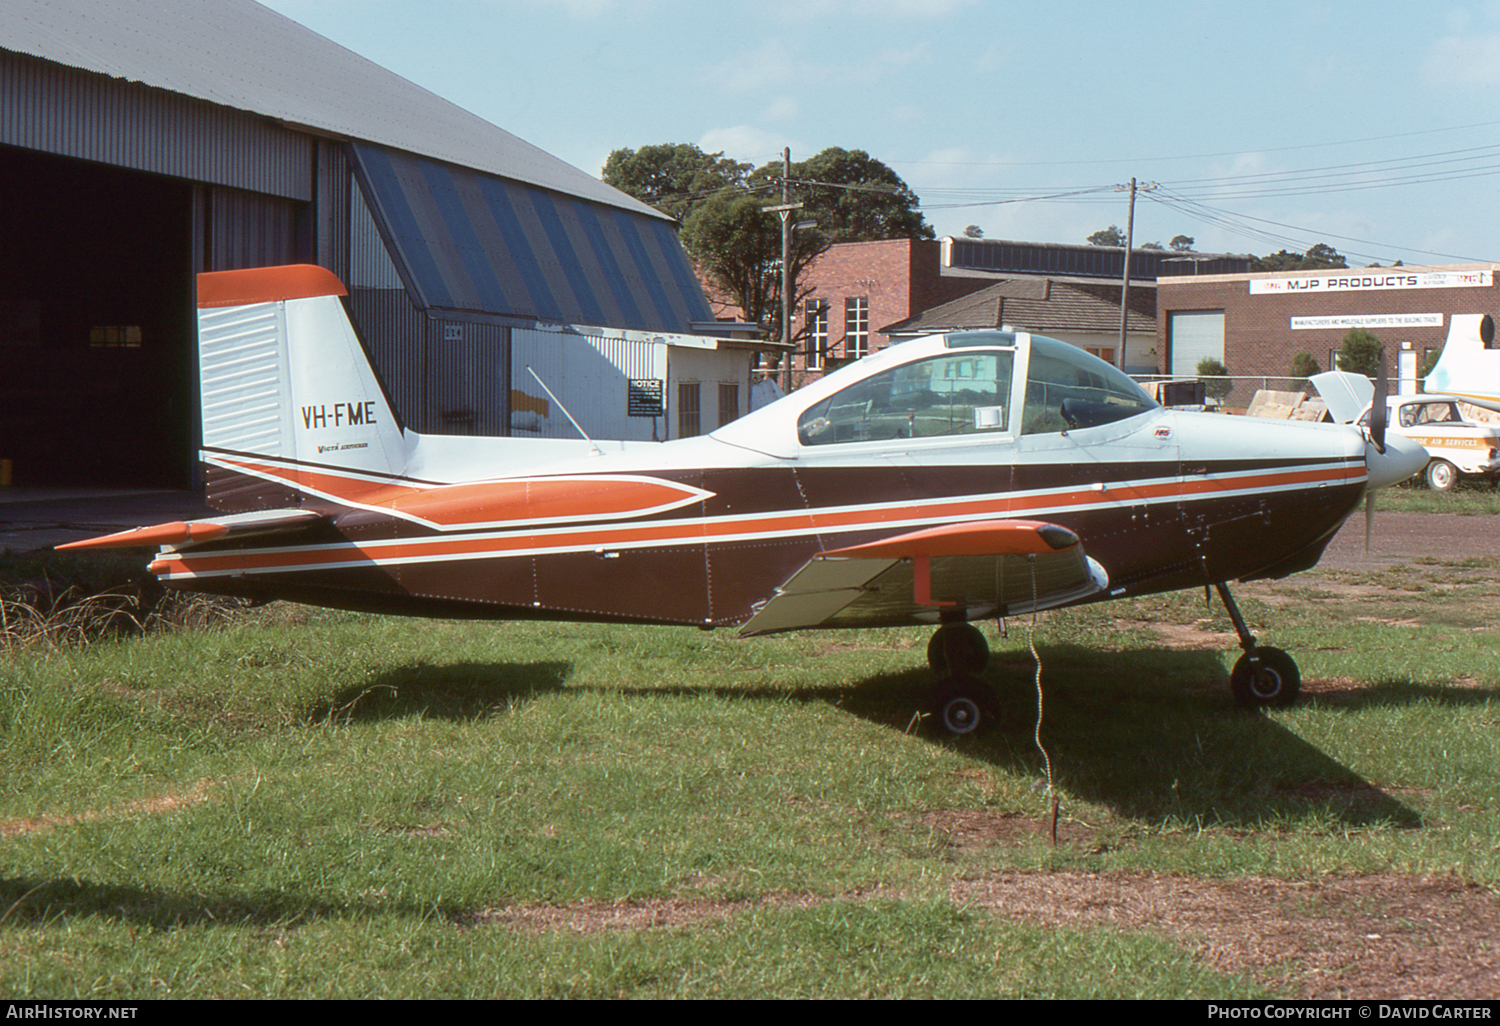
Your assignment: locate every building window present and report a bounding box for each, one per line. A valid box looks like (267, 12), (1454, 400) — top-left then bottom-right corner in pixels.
(805, 299), (828, 371)
(718, 383), (740, 428)
(845, 297), (870, 359)
(678, 381), (701, 438)
(1084, 346), (1116, 366)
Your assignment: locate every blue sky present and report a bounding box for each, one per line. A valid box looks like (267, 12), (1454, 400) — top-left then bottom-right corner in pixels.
(260, 0), (1500, 267)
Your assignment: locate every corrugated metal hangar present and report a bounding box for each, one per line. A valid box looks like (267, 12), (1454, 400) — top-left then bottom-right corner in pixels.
(1, 0), (749, 488)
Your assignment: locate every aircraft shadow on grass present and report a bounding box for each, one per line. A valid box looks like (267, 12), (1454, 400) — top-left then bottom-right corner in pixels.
(0, 875), (458, 932)
(307, 660), (573, 723)
(304, 641), (1464, 831)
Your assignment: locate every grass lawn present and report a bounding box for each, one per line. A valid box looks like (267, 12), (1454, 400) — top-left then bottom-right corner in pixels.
(2, 535), (1498, 999)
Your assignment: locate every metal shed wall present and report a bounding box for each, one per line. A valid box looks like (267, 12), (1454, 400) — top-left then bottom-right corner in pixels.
(0, 48), (312, 201)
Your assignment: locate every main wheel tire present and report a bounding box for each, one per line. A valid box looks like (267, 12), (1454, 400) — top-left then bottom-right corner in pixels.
(1230, 646), (1301, 709)
(927, 622), (989, 675)
(1426, 459), (1458, 492)
(930, 676), (998, 735)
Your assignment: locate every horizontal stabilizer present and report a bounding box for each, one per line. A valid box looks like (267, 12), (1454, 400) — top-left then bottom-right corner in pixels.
(56, 508), (324, 551)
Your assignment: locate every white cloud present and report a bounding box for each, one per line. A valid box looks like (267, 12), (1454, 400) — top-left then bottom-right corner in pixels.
(699, 125), (802, 164)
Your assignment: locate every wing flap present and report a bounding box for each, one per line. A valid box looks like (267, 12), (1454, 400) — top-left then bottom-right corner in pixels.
(56, 508), (325, 551)
(740, 520), (1108, 636)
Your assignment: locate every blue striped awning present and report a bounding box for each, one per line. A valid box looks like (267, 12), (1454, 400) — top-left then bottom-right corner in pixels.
(350, 143), (716, 334)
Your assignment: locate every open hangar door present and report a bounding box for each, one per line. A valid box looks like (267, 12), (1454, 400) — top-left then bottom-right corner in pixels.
(0, 146), (308, 488)
(0, 146), (194, 487)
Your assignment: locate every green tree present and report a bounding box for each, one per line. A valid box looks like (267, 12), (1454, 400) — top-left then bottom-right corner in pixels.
(601, 143), (749, 222)
(1197, 357), (1233, 402)
(1290, 351), (1321, 376)
(964, 224), (984, 239)
(680, 191), (827, 343)
(1087, 225), (1126, 247)
(750, 147), (933, 243)
(1170, 235), (1195, 252)
(1252, 243), (1348, 272)
(1335, 328), (1382, 378)
(1290, 351), (1321, 389)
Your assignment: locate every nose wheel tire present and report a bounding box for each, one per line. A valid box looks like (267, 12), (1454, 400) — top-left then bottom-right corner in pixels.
(1230, 646), (1301, 709)
(927, 622), (989, 676)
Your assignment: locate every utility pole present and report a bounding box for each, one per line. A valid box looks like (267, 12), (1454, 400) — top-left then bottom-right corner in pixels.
(1115, 178), (1156, 372)
(765, 147), (802, 394)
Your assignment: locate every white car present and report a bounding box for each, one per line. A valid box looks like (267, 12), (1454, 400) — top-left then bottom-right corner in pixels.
(1360, 396), (1500, 491)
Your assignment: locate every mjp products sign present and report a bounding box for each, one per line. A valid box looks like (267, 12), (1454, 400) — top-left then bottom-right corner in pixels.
(1251, 270), (1492, 294)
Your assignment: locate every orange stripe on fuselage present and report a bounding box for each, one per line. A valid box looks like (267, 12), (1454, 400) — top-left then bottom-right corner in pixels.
(213, 457), (711, 527)
(156, 461), (1364, 579)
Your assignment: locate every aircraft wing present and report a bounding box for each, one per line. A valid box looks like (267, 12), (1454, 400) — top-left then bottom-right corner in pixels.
(739, 519), (1108, 636)
(55, 508), (325, 551)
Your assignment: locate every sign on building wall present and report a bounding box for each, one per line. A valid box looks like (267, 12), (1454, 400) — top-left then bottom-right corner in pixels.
(628, 379), (665, 417)
(1291, 313), (1445, 331)
(1251, 270), (1492, 295)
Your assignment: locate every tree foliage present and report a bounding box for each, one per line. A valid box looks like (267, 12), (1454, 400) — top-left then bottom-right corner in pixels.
(1290, 351), (1322, 379)
(1336, 328), (1383, 378)
(1087, 225), (1126, 247)
(1170, 235), (1195, 252)
(679, 191), (826, 342)
(601, 143), (749, 222)
(606, 144), (929, 340)
(1252, 243), (1347, 272)
(751, 147), (933, 244)
(1196, 357), (1233, 402)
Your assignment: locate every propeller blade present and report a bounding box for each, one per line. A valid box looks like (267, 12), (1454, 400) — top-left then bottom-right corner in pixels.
(1369, 347), (1388, 453)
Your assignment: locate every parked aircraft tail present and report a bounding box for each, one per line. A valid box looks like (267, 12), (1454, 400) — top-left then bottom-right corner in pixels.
(196, 265), (408, 512)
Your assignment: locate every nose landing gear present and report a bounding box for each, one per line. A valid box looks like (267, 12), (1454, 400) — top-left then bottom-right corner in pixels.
(1216, 582), (1301, 709)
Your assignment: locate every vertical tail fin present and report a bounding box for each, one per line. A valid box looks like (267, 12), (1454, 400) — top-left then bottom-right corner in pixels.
(198, 265), (407, 512)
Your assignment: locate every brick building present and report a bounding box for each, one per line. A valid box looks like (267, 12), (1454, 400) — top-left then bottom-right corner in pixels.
(1156, 264), (1500, 391)
(781, 237), (1245, 387)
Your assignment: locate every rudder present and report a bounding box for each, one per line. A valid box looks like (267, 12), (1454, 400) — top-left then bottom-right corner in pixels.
(197, 265), (406, 512)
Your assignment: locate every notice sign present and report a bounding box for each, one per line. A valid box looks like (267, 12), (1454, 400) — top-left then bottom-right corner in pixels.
(1251, 269), (1492, 294)
(628, 378), (665, 417)
(1291, 313), (1445, 331)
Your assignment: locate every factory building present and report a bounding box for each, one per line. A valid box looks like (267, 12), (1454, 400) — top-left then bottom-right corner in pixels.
(1, 0), (747, 487)
(1156, 264), (1500, 392)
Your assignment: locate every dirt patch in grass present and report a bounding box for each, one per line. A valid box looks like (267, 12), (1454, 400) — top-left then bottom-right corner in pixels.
(913, 808), (1098, 848)
(0, 779), (218, 838)
(473, 893), (827, 934)
(953, 871), (1500, 999)
(1150, 621), (1237, 650)
(473, 867), (1497, 998)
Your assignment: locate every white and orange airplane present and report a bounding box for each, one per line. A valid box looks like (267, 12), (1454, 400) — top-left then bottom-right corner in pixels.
(63, 265), (1428, 733)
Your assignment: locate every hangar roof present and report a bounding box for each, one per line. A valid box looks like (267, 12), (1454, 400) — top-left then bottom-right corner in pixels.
(0, 0), (665, 221)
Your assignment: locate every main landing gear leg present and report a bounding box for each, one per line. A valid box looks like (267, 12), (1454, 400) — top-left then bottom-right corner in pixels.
(925, 618), (997, 735)
(1215, 582), (1300, 709)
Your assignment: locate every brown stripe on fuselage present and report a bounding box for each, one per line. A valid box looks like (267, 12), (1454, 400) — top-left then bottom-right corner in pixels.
(159, 457), (1366, 627)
